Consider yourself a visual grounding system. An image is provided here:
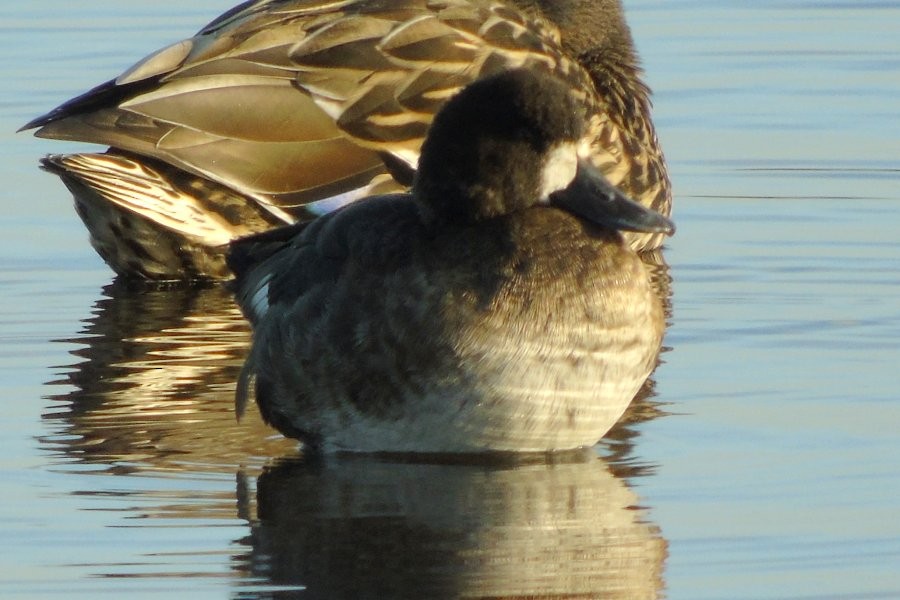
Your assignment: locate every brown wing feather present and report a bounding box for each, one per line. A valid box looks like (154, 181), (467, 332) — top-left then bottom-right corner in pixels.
(27, 0), (662, 236)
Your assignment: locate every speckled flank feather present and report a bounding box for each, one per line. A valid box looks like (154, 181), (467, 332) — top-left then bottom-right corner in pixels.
(40, 153), (286, 280)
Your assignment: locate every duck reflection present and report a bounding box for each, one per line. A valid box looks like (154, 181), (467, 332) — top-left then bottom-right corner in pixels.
(237, 452), (666, 599)
(41, 280), (298, 473)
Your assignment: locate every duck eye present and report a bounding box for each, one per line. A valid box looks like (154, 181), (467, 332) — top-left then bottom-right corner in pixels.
(538, 143), (579, 202)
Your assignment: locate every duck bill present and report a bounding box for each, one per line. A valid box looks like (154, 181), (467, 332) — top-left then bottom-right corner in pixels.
(551, 160), (674, 235)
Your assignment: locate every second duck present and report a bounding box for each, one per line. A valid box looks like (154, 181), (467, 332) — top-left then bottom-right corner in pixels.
(24, 0), (672, 280)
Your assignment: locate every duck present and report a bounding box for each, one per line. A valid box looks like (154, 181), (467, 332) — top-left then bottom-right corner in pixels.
(228, 69), (673, 454)
(22, 0), (671, 281)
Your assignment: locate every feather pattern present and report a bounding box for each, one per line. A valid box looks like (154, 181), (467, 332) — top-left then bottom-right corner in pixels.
(24, 0), (671, 279)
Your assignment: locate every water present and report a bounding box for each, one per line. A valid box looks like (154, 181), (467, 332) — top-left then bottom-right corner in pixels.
(2, 1), (899, 598)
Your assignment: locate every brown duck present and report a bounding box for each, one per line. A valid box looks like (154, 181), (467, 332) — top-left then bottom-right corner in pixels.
(22, 0), (671, 280)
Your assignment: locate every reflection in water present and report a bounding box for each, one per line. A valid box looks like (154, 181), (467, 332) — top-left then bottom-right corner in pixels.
(40, 280), (299, 473)
(239, 454), (666, 599)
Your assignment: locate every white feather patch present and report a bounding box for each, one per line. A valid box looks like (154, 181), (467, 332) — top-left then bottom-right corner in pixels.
(539, 142), (578, 201)
(249, 276), (272, 321)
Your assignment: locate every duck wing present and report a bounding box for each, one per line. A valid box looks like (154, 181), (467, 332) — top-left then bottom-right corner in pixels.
(25, 0), (595, 217)
(227, 191), (420, 419)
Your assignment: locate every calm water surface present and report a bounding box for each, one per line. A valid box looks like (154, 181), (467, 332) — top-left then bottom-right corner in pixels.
(2, 1), (899, 598)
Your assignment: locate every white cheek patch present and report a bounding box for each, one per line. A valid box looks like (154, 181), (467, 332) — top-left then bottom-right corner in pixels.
(538, 142), (579, 202)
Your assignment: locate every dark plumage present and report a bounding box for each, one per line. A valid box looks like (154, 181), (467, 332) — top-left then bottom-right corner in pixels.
(229, 69), (672, 454)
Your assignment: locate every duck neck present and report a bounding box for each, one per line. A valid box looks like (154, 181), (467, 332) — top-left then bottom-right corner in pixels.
(510, 0), (651, 119)
(510, 0), (636, 62)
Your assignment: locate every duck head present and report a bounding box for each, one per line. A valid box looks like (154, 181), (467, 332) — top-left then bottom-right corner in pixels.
(413, 69), (674, 236)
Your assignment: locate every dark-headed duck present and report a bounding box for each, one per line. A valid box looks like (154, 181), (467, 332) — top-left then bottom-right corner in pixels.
(228, 69), (672, 454)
